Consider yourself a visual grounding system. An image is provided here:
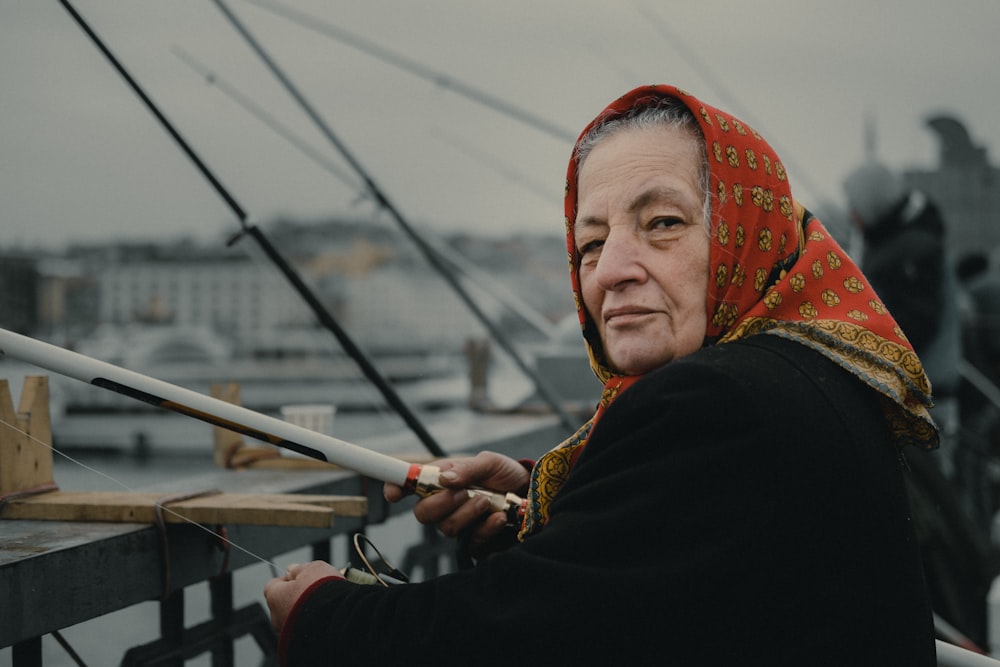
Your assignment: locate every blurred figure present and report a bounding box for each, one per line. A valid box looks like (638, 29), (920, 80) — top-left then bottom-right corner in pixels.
(463, 336), (492, 409)
(844, 163), (963, 477)
(845, 163), (995, 644)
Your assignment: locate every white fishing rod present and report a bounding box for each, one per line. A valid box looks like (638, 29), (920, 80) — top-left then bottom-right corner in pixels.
(0, 327), (525, 522)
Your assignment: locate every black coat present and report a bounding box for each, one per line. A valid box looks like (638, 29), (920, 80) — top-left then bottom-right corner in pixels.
(281, 334), (935, 666)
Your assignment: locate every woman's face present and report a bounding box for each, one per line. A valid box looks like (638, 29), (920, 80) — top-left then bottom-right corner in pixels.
(575, 124), (711, 376)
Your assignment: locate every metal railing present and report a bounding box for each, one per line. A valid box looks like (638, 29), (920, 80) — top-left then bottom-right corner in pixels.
(938, 640), (1000, 666)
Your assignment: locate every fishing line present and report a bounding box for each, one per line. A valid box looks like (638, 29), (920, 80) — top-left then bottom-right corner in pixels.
(0, 413), (281, 575)
(2, 409), (414, 589)
(211, 0), (580, 433)
(56, 0), (448, 459)
(245, 0), (577, 143)
(172, 46), (559, 345)
(171, 45), (366, 198)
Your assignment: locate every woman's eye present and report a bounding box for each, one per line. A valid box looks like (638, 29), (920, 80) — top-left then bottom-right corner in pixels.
(578, 238), (604, 255)
(651, 216), (683, 229)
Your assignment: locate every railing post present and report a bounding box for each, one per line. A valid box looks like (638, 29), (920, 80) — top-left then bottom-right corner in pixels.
(12, 637), (42, 667)
(209, 575), (235, 667)
(158, 589), (185, 667)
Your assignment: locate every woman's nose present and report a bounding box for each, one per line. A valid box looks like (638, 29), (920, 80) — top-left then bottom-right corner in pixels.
(594, 229), (645, 291)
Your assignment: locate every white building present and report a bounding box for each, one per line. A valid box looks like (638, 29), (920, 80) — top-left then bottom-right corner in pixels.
(97, 259), (317, 352)
(95, 256), (484, 356)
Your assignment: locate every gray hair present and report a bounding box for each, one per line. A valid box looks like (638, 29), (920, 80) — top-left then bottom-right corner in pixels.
(574, 98), (713, 232)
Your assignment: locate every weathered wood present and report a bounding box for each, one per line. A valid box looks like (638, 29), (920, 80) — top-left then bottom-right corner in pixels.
(1, 412), (563, 649)
(0, 465), (374, 642)
(0, 376), (55, 495)
(0, 490), (367, 528)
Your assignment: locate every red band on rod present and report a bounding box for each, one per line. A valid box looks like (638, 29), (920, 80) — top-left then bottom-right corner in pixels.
(402, 463), (422, 494)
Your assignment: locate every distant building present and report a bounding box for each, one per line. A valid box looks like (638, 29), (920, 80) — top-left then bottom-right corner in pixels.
(36, 257), (100, 343)
(904, 115), (1000, 260)
(90, 229), (492, 355)
(10, 217), (575, 358)
(340, 265), (483, 351)
(96, 257), (318, 353)
(0, 254), (40, 334)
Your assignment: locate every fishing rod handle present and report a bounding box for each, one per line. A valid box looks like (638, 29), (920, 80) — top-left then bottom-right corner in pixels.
(405, 463), (527, 526)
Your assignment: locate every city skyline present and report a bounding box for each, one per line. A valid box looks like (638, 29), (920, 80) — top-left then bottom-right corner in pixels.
(2, 1), (998, 250)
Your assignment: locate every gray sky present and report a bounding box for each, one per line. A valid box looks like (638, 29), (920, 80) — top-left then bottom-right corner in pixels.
(2, 1), (998, 249)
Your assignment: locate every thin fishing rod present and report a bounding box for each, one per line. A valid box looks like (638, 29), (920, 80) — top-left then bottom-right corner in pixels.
(0, 328), (525, 523)
(57, 0), (248, 222)
(245, 0), (577, 144)
(172, 45), (364, 198)
(240, 226), (452, 457)
(173, 48), (558, 344)
(57, 0), (446, 458)
(212, 0), (579, 433)
(429, 126), (557, 205)
(419, 233), (557, 342)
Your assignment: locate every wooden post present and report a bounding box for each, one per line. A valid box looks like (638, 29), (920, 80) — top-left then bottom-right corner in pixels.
(463, 337), (492, 410)
(0, 376), (56, 496)
(209, 382), (286, 469)
(210, 382), (245, 468)
(210, 382), (342, 471)
(0, 378), (367, 527)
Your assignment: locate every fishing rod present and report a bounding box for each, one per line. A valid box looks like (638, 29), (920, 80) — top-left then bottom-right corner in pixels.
(245, 0), (577, 144)
(211, 0), (580, 432)
(57, 0), (446, 458)
(429, 126), (557, 205)
(172, 45), (364, 199)
(418, 233), (558, 343)
(172, 48), (558, 344)
(0, 327), (525, 523)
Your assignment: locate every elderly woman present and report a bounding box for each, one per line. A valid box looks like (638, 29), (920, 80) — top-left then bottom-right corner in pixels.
(265, 85), (937, 665)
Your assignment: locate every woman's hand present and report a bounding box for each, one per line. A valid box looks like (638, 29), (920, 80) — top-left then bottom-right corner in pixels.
(384, 451), (530, 544)
(264, 561), (344, 632)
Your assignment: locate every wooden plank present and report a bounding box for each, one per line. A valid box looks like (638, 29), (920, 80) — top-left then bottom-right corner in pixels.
(0, 491), (367, 528)
(1, 411), (561, 648)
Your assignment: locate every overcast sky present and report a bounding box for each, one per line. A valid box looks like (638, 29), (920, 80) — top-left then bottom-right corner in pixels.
(2, 1), (998, 250)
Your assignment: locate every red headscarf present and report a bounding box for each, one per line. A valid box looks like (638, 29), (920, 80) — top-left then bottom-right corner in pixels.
(520, 84), (936, 539)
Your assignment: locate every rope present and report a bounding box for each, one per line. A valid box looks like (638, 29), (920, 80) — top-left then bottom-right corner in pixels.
(153, 489), (225, 599)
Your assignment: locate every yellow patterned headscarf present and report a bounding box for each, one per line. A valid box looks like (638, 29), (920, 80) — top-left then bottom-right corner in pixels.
(519, 85), (937, 540)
